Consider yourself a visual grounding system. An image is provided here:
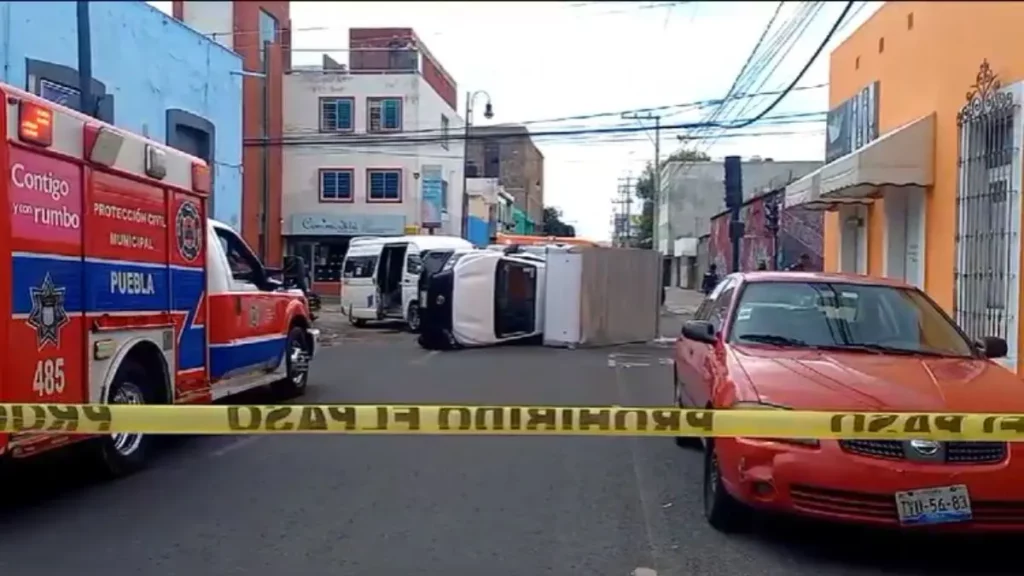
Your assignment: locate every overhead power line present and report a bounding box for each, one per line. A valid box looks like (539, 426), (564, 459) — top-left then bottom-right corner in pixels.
(698, 1), (787, 135)
(697, 1), (824, 155)
(247, 111), (826, 148)
(728, 1), (854, 129)
(278, 83), (828, 137)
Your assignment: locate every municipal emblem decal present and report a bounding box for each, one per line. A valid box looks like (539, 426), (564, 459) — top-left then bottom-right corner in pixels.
(175, 201), (202, 262)
(26, 273), (70, 349)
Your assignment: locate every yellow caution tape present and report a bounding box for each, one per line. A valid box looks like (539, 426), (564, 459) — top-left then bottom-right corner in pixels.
(1, 404), (1024, 440)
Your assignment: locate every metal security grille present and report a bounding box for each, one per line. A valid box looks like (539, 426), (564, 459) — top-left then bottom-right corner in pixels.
(954, 61), (1020, 344)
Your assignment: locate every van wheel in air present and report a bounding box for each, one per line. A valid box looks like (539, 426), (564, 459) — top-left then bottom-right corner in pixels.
(273, 326), (311, 398)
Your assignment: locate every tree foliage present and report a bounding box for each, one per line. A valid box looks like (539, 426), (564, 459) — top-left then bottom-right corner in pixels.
(543, 206), (576, 237)
(632, 148), (710, 249)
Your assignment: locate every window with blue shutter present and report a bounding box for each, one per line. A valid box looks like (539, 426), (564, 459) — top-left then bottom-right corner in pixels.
(320, 97), (354, 131)
(320, 169), (354, 201)
(368, 98), (403, 132)
(367, 169), (402, 201)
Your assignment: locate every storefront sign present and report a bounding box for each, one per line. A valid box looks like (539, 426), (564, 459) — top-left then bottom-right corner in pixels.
(825, 81), (880, 163)
(420, 164), (444, 228)
(289, 213), (406, 236)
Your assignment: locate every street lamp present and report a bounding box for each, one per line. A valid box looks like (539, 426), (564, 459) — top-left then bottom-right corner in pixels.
(462, 90), (493, 240)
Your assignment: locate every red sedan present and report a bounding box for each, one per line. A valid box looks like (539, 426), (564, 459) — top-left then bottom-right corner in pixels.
(673, 271), (1024, 533)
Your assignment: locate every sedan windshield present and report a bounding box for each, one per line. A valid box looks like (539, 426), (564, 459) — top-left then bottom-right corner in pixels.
(728, 281), (977, 358)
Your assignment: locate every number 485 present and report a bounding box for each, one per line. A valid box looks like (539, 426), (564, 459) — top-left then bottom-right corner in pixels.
(33, 358), (66, 397)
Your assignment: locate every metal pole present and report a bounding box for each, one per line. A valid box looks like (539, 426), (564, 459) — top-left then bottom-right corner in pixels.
(653, 118), (662, 338)
(260, 41), (271, 262)
(461, 91), (472, 240)
(624, 176), (633, 247)
(76, 1), (95, 118)
(654, 115), (663, 252)
(621, 111), (664, 337)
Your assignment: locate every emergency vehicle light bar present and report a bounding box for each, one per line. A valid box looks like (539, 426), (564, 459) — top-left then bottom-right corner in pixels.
(145, 145), (167, 180)
(84, 124), (125, 167)
(192, 162), (211, 195)
(18, 101), (53, 147)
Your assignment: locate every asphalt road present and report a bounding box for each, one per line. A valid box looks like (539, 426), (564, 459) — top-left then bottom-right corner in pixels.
(0, 326), (1017, 576)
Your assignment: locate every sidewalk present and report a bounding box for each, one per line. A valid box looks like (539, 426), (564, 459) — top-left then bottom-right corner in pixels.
(657, 287), (705, 341)
(663, 287), (705, 317)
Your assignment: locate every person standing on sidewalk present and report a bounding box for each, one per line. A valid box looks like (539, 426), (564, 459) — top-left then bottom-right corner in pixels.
(701, 263), (720, 295)
(788, 253), (812, 271)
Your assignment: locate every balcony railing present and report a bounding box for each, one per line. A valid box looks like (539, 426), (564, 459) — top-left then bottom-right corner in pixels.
(288, 48), (423, 76)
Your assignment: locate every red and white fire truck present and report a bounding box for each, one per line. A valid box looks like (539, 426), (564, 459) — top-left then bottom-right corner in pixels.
(0, 84), (319, 475)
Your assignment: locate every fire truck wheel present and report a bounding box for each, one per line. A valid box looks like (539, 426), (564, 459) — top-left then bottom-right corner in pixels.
(96, 359), (155, 477)
(272, 326), (310, 398)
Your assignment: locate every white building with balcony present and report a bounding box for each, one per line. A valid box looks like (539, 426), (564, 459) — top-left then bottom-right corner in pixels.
(282, 31), (464, 291)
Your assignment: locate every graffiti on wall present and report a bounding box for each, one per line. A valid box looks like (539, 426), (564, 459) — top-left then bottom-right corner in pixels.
(709, 191), (824, 273)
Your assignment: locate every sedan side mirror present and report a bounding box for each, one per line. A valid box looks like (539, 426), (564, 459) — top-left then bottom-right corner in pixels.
(681, 320), (717, 344)
(979, 336), (1008, 359)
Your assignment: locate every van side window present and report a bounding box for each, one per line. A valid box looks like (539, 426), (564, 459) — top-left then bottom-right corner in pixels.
(407, 252), (423, 275)
(344, 256), (378, 278)
(494, 260), (537, 337)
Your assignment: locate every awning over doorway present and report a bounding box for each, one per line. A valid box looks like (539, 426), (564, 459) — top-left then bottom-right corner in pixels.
(784, 114), (935, 210)
(783, 169), (872, 211)
(820, 113), (935, 198)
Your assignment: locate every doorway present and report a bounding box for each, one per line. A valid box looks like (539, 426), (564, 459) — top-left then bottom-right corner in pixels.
(883, 187), (926, 289)
(378, 243), (408, 315)
(838, 205), (868, 274)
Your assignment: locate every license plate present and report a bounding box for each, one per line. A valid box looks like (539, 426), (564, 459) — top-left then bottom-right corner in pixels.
(895, 484), (972, 526)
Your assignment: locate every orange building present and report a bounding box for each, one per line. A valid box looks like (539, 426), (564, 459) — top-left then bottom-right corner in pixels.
(784, 2), (1024, 372)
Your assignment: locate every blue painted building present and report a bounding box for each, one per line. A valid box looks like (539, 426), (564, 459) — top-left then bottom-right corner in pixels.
(0, 1), (244, 228)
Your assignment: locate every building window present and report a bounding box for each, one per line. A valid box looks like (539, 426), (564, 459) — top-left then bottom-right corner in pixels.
(367, 169), (402, 202)
(259, 9), (278, 63)
(440, 114), (450, 150)
(320, 97), (354, 132)
(26, 58), (114, 123)
(166, 109), (217, 220)
(39, 79), (79, 108)
(483, 140), (500, 178)
(320, 169), (354, 202)
(368, 97), (402, 132)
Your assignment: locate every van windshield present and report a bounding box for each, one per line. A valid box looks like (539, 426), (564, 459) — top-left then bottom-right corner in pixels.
(421, 251), (454, 276)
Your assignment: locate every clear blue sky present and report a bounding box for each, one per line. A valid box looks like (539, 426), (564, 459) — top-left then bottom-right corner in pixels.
(152, 1), (883, 241)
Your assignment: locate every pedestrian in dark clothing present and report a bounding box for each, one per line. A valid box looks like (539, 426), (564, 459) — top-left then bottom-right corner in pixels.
(788, 253), (812, 271)
(701, 264), (719, 295)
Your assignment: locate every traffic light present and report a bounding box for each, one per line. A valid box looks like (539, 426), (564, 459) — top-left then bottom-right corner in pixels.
(765, 199), (780, 233)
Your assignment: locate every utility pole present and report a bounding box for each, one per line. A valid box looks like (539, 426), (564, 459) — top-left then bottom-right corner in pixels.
(622, 111), (662, 337)
(76, 1), (96, 119)
(622, 112), (663, 249)
(612, 175), (635, 247)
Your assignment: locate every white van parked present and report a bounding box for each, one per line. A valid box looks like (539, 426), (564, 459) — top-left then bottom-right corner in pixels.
(341, 235), (473, 331)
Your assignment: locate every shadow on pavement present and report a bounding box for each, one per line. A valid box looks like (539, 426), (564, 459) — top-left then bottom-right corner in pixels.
(0, 385), (291, 515)
(743, 512), (1016, 574)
